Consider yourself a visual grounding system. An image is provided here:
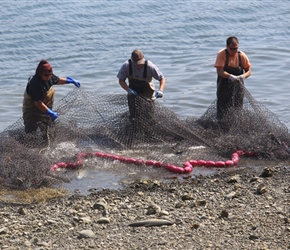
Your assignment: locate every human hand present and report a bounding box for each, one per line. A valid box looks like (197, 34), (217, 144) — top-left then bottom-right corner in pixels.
(155, 90), (164, 98)
(127, 88), (137, 96)
(45, 108), (59, 121)
(228, 74), (238, 82)
(237, 75), (245, 82)
(66, 77), (81, 88)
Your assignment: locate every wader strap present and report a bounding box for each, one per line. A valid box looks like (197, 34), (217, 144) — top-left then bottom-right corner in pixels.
(225, 49), (242, 69)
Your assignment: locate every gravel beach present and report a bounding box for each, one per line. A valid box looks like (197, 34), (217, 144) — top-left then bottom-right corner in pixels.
(0, 164), (289, 250)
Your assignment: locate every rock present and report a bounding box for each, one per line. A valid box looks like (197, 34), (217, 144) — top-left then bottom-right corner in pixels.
(249, 234), (259, 240)
(250, 176), (260, 182)
(128, 219), (173, 227)
(181, 194), (194, 201)
(159, 210), (169, 216)
(175, 202), (183, 208)
(196, 200), (206, 206)
(78, 230), (95, 239)
(167, 187), (177, 193)
(190, 223), (200, 229)
(257, 184), (267, 194)
(146, 203), (161, 215)
(227, 175), (240, 183)
(23, 240), (32, 246)
(175, 218), (183, 225)
(79, 216), (92, 223)
(93, 201), (107, 210)
(37, 241), (50, 247)
(97, 217), (110, 224)
(0, 227), (8, 235)
(18, 207), (27, 215)
(220, 210), (229, 218)
(225, 191), (236, 199)
(260, 167), (274, 177)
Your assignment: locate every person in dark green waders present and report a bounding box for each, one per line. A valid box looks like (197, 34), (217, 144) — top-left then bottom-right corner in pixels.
(117, 49), (166, 122)
(214, 36), (252, 121)
(22, 59), (81, 140)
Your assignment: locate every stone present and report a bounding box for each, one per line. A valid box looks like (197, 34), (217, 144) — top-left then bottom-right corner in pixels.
(78, 230), (95, 239)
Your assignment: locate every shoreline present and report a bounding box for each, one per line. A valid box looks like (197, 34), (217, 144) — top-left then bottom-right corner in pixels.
(0, 164), (289, 249)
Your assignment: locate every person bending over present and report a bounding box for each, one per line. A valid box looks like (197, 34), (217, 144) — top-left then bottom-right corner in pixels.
(117, 49), (166, 121)
(22, 59), (80, 137)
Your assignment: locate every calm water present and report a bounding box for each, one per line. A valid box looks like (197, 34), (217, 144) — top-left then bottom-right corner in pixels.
(1, 1), (290, 191)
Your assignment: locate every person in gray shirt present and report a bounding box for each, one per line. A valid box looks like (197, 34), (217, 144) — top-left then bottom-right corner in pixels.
(117, 49), (166, 121)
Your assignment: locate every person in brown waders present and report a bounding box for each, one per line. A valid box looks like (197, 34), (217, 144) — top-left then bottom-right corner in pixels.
(22, 59), (81, 141)
(117, 49), (166, 122)
(214, 36), (252, 123)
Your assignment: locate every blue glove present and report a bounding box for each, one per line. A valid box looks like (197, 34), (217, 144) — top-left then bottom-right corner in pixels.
(155, 90), (164, 98)
(66, 77), (81, 88)
(127, 88), (137, 96)
(45, 108), (59, 121)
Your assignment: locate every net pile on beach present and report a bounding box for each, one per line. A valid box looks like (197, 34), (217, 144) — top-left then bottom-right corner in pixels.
(1, 84), (290, 189)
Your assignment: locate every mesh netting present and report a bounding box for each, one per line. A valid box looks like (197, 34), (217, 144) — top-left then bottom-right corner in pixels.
(1, 84), (290, 189)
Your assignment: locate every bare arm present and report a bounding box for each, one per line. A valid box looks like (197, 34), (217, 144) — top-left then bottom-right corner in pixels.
(119, 79), (129, 91)
(34, 101), (49, 113)
(158, 78), (166, 91)
(217, 68), (232, 79)
(57, 77), (67, 85)
(243, 67), (251, 79)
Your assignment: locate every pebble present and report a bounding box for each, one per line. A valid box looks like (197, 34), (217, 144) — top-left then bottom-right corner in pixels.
(196, 200), (207, 206)
(159, 210), (169, 216)
(78, 230), (95, 239)
(257, 184), (267, 194)
(97, 217), (110, 224)
(260, 167), (274, 177)
(146, 203), (161, 215)
(220, 210), (229, 218)
(128, 219), (173, 227)
(225, 191), (236, 199)
(0, 227), (8, 235)
(0, 166), (288, 249)
(80, 216), (92, 223)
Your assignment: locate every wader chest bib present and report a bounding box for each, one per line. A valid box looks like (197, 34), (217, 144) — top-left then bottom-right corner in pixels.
(23, 86), (55, 134)
(128, 59), (155, 99)
(127, 59), (155, 121)
(216, 50), (244, 120)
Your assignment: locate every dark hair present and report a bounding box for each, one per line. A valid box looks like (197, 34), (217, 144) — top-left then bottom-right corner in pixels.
(226, 36), (239, 46)
(35, 59), (53, 76)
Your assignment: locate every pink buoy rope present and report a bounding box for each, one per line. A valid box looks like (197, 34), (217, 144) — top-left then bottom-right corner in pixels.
(184, 150), (257, 169)
(50, 150), (257, 174)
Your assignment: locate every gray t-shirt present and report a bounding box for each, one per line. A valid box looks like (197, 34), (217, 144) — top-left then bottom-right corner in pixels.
(117, 59), (164, 81)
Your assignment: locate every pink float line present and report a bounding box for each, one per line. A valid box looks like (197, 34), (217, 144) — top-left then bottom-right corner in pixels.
(184, 150), (257, 170)
(50, 150), (257, 174)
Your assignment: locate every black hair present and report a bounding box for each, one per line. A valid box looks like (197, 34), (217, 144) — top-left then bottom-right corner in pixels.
(226, 36), (239, 46)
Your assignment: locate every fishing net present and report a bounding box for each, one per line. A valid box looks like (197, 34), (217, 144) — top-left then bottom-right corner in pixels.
(1, 84), (290, 189)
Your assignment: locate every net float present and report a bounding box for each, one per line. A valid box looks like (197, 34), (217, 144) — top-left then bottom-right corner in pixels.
(205, 161), (216, 166)
(197, 160), (207, 166)
(145, 160), (156, 166)
(215, 161), (226, 167)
